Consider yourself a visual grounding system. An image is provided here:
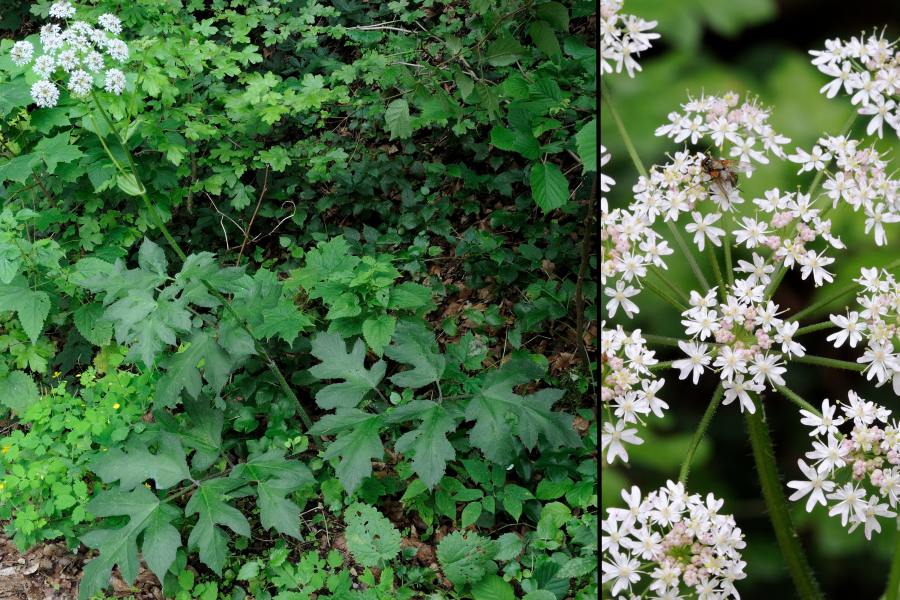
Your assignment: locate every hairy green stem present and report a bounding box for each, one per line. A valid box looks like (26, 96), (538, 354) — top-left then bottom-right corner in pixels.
(642, 279), (688, 312)
(668, 220), (711, 291)
(791, 256), (900, 323)
(641, 333), (687, 348)
(600, 78), (646, 179)
(707, 243), (727, 301)
(886, 518), (900, 600)
(723, 213), (734, 286)
(90, 93), (315, 432)
(650, 264), (691, 303)
(773, 384), (822, 417)
(745, 406), (823, 600)
(678, 383), (724, 485)
(794, 321), (836, 337)
(648, 360), (675, 372)
(792, 354), (864, 372)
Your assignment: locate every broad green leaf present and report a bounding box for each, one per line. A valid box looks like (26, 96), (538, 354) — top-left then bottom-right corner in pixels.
(390, 401), (455, 489)
(0, 241), (19, 284)
(436, 531), (497, 587)
(231, 449), (314, 488)
(484, 34), (526, 67)
(574, 118), (596, 172)
(461, 502), (482, 528)
(138, 238), (168, 276)
(465, 358), (579, 464)
(494, 533), (524, 561)
(384, 320), (446, 388)
(528, 21), (561, 58)
(530, 163), (569, 212)
(308, 332), (386, 410)
(254, 302), (312, 345)
(0, 370), (38, 416)
(33, 132), (84, 174)
(472, 574), (515, 600)
(90, 434), (190, 491)
(385, 98), (412, 139)
(489, 125), (540, 160)
(308, 409), (384, 493)
(361, 314), (396, 356)
(256, 480), (302, 538)
(0, 154), (39, 184)
(343, 503), (401, 567)
(73, 302), (113, 346)
(387, 282), (433, 310)
(0, 275), (50, 343)
(79, 488), (181, 600)
(156, 331), (234, 408)
(535, 2), (570, 30)
(185, 478), (251, 574)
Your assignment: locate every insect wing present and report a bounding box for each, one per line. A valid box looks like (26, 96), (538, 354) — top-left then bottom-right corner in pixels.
(727, 161), (754, 175)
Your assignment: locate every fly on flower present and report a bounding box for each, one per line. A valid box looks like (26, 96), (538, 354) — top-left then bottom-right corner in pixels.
(701, 153), (753, 198)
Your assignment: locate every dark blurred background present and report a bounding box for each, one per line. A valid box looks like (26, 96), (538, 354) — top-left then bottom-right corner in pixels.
(601, 0), (900, 597)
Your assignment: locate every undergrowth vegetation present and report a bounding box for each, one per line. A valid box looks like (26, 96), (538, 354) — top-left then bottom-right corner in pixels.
(0, 1), (597, 599)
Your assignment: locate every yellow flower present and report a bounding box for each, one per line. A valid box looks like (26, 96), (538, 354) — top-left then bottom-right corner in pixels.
(1, 446), (9, 454)
(112, 403), (121, 410)
(0, 482), (4, 490)
(52, 371), (61, 378)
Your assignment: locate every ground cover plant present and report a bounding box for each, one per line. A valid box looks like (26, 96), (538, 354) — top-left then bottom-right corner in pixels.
(0, 1), (597, 599)
(600, 0), (900, 598)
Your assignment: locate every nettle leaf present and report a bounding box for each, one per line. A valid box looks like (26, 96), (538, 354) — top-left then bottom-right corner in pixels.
(384, 98), (412, 139)
(156, 331), (234, 408)
(361, 314), (396, 356)
(0, 370), (39, 416)
(308, 332), (386, 410)
(79, 487), (181, 600)
(384, 320), (446, 389)
(185, 478), (251, 574)
(465, 358), (579, 464)
(436, 531), (498, 587)
(530, 162), (569, 213)
(73, 302), (113, 346)
(389, 401), (456, 489)
(90, 434), (190, 491)
(343, 502), (401, 567)
(0, 275), (50, 343)
(574, 118), (596, 172)
(308, 409), (384, 493)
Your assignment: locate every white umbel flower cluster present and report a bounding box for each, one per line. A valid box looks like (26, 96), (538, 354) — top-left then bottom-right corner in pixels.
(602, 481), (747, 598)
(788, 135), (900, 246)
(600, 0), (660, 78)
(600, 326), (667, 464)
(828, 267), (900, 393)
(810, 31), (900, 138)
(788, 391), (898, 539)
(8, 2), (128, 108)
(655, 92), (791, 172)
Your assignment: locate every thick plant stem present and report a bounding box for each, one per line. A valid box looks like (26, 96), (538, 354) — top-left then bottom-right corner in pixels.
(745, 406), (823, 600)
(794, 321), (836, 337)
(90, 93), (315, 432)
(678, 383), (724, 485)
(773, 384), (822, 417)
(793, 354), (864, 372)
(885, 518), (900, 600)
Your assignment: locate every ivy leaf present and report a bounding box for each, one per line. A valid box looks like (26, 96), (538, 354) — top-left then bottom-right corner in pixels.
(484, 34), (526, 66)
(530, 163), (569, 213)
(0, 275), (50, 343)
(185, 478), (251, 574)
(0, 370), (39, 416)
(385, 98), (412, 139)
(33, 131), (84, 174)
(361, 314), (396, 356)
(308, 409), (384, 493)
(465, 358), (579, 464)
(156, 331), (234, 408)
(384, 320), (446, 389)
(343, 503), (401, 567)
(308, 332), (386, 410)
(89, 434), (190, 491)
(436, 531), (497, 587)
(78, 488), (181, 600)
(574, 118), (596, 172)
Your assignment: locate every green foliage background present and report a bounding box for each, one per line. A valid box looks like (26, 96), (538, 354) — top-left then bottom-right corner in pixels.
(602, 0), (900, 596)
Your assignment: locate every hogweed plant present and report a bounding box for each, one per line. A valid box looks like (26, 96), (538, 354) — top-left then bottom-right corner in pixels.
(601, 1), (900, 598)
